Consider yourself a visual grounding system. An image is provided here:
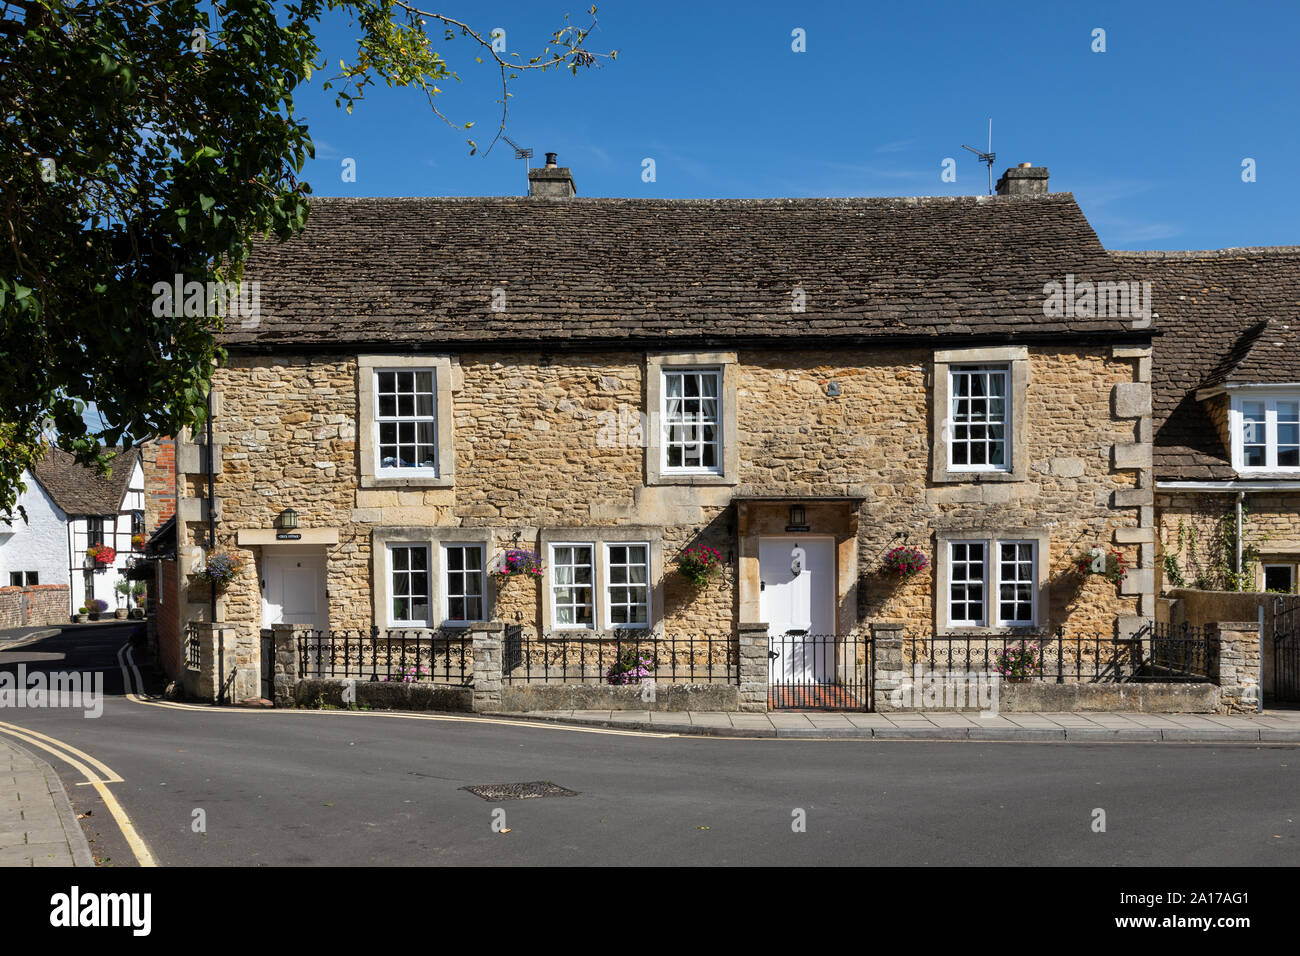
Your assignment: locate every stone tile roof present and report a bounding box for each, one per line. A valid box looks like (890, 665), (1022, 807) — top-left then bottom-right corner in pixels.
(1202, 316), (1300, 388)
(30, 447), (139, 516)
(1111, 247), (1300, 481)
(224, 194), (1142, 350)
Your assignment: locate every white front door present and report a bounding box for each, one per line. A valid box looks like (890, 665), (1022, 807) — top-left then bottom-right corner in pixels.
(759, 536), (835, 684)
(261, 551), (327, 632)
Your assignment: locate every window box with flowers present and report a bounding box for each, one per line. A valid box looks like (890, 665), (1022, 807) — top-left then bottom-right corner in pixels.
(86, 544), (115, 569)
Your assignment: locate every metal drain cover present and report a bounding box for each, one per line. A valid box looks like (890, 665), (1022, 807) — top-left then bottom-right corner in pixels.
(460, 781), (580, 801)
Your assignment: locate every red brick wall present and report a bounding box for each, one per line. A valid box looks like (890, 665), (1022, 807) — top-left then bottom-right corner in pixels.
(142, 436), (176, 532)
(0, 585), (71, 628)
(155, 559), (182, 679)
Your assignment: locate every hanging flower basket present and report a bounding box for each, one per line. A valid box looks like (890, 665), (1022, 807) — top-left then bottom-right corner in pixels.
(492, 549), (543, 579)
(882, 546), (929, 578)
(86, 544), (115, 568)
(198, 550), (244, 589)
(677, 546), (722, 588)
(131, 533), (145, 550)
(1075, 547), (1127, 584)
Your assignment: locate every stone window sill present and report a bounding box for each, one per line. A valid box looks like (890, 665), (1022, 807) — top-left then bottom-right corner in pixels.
(361, 474), (454, 489)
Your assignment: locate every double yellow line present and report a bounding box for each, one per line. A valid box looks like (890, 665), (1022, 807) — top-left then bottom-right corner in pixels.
(0, 719), (156, 867)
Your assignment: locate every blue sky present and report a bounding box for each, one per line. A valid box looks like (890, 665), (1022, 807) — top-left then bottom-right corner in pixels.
(297, 0), (1300, 250)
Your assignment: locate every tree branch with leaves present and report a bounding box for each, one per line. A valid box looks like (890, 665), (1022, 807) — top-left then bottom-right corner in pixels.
(0, 0), (615, 519)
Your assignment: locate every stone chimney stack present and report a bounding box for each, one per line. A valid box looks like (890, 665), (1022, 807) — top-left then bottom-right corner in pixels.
(995, 163), (1050, 196)
(527, 152), (576, 198)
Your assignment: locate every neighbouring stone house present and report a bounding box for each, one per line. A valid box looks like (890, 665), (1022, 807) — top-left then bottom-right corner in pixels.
(163, 161), (1165, 702)
(0, 446), (145, 617)
(1116, 248), (1300, 595)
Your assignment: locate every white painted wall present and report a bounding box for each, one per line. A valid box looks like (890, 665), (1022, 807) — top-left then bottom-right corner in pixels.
(70, 459), (146, 615)
(0, 471), (69, 596)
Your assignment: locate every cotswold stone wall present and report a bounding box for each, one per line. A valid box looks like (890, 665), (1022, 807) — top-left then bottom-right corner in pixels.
(187, 345), (1149, 676)
(1156, 491), (1300, 592)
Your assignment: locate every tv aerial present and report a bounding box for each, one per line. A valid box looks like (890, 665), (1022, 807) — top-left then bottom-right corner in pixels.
(962, 119), (996, 196)
(502, 135), (533, 194)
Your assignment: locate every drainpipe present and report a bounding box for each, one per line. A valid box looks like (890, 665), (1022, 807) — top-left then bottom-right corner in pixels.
(206, 386), (222, 704)
(1235, 491), (1245, 589)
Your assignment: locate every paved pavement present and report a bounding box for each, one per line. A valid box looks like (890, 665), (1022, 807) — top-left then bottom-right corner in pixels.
(503, 708), (1300, 741)
(0, 738), (95, 867)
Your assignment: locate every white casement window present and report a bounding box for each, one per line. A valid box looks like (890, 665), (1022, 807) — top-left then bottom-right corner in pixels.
(550, 544), (595, 629)
(375, 369), (438, 473)
(1234, 394), (1300, 471)
(662, 368), (722, 473)
(948, 365), (1010, 471)
(605, 542), (650, 629)
(948, 538), (1039, 628)
(997, 541), (1037, 626)
(442, 543), (486, 624)
(388, 544), (432, 627)
(948, 541), (987, 625)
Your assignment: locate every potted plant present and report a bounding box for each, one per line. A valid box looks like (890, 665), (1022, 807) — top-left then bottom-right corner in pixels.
(676, 545), (722, 588)
(88, 598), (108, 620)
(882, 545), (929, 578)
(197, 550), (244, 590)
(74, 605), (89, 624)
(131, 532), (145, 551)
(492, 548), (543, 579)
(130, 581), (147, 618)
(993, 641), (1043, 683)
(606, 648), (657, 685)
(86, 543), (115, 569)
(114, 580), (132, 618)
(1075, 546), (1127, 584)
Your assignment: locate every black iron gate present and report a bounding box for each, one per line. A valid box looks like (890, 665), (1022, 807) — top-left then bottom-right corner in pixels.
(767, 632), (872, 710)
(260, 629), (275, 702)
(1274, 598), (1300, 704)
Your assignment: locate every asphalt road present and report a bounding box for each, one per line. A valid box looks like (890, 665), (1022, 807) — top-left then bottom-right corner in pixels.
(1, 626), (1297, 866)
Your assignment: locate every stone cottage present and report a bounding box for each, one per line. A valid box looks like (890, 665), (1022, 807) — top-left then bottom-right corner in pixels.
(1117, 247), (1300, 594)
(162, 161), (1163, 702)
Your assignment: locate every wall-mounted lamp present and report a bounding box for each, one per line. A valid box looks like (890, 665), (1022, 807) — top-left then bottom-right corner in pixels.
(789, 505), (806, 527)
(275, 508), (299, 531)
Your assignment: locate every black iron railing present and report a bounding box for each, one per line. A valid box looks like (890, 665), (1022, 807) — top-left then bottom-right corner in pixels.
(1147, 621), (1213, 681)
(1275, 596), (1300, 703)
(908, 624), (1212, 684)
(502, 627), (738, 685)
(767, 632), (872, 710)
(296, 628), (473, 685)
(185, 622), (201, 670)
